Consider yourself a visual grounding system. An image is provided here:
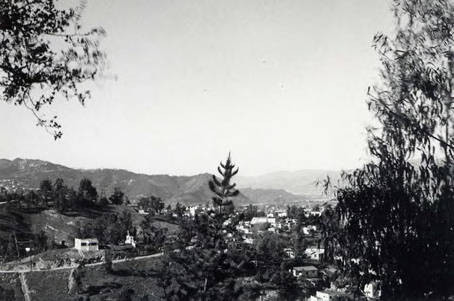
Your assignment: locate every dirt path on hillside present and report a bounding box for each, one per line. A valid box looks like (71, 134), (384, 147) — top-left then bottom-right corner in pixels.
(19, 272), (31, 301)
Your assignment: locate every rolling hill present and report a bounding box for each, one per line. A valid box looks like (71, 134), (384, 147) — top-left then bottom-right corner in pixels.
(240, 188), (308, 205)
(237, 169), (342, 197)
(0, 158), (317, 206)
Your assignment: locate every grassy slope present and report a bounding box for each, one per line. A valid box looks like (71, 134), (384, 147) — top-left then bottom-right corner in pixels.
(0, 255), (164, 301)
(0, 204), (181, 300)
(0, 273), (25, 301)
(0, 204), (149, 246)
(27, 269), (72, 300)
(0, 207), (32, 241)
(24, 210), (93, 246)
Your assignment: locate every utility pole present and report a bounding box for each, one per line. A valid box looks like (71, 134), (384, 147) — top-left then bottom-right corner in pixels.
(13, 232), (19, 259)
(25, 247), (32, 271)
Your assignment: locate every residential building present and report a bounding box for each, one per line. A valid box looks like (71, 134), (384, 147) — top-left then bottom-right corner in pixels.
(125, 231), (136, 248)
(302, 225), (317, 235)
(305, 247), (325, 261)
(74, 238), (99, 252)
(250, 217), (276, 226)
(309, 290), (351, 301)
(277, 211), (287, 218)
(364, 281), (381, 299)
(292, 265), (318, 278)
(284, 248), (295, 259)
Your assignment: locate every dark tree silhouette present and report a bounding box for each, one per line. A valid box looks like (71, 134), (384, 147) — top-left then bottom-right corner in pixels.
(0, 0), (106, 139)
(156, 212), (253, 301)
(153, 155), (252, 300)
(138, 195), (164, 215)
(109, 187), (124, 205)
(174, 202), (186, 218)
(39, 179), (53, 207)
(53, 178), (68, 211)
(209, 153), (239, 214)
(77, 178), (98, 206)
(331, 0), (454, 299)
(149, 196), (165, 215)
(318, 205), (341, 264)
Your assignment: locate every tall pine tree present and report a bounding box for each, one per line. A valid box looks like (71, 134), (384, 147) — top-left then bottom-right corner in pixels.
(152, 154), (252, 300)
(209, 153), (239, 214)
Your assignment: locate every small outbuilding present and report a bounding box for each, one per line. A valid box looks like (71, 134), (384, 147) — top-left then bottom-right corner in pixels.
(364, 281), (381, 299)
(125, 231), (136, 248)
(292, 265), (318, 278)
(74, 238), (99, 252)
(305, 247), (325, 261)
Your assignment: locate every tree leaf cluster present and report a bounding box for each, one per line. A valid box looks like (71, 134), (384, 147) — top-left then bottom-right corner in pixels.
(0, 0), (106, 138)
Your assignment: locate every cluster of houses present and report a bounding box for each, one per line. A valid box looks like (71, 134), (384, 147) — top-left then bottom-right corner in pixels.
(240, 205), (382, 301)
(306, 283), (381, 301)
(0, 179), (23, 192)
(75, 201), (381, 300)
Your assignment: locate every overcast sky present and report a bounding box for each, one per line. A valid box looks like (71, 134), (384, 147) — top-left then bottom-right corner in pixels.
(0, 0), (394, 176)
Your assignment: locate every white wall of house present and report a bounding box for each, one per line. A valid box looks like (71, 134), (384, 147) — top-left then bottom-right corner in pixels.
(74, 238), (99, 251)
(316, 291), (332, 301)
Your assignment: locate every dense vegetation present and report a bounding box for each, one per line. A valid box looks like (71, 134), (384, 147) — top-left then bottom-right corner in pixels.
(0, 0), (106, 138)
(327, 0), (454, 299)
(0, 177), (131, 259)
(0, 177), (123, 212)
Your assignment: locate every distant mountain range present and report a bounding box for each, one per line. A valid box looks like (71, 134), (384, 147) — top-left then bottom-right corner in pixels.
(237, 169), (342, 197)
(0, 158), (339, 206)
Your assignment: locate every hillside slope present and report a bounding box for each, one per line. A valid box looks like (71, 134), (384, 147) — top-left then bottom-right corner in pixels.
(240, 188), (307, 205)
(0, 158), (250, 206)
(0, 255), (164, 300)
(0, 158), (318, 206)
(238, 169), (342, 197)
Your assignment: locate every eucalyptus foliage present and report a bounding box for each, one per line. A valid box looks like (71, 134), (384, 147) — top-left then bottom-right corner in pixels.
(0, 0), (106, 138)
(334, 0), (454, 299)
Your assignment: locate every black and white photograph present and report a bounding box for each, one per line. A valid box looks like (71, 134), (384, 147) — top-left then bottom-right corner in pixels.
(0, 0), (454, 300)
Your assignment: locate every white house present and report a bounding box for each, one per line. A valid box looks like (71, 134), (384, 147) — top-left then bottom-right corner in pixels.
(364, 281), (381, 299)
(284, 248), (295, 259)
(189, 206), (202, 216)
(243, 237), (254, 244)
(250, 217), (267, 225)
(292, 265), (318, 278)
(316, 291), (332, 301)
(305, 247), (325, 261)
(302, 225), (317, 235)
(74, 238), (99, 252)
(125, 231), (136, 248)
(309, 290), (349, 301)
(250, 217), (276, 226)
(310, 209), (322, 217)
(277, 211), (287, 218)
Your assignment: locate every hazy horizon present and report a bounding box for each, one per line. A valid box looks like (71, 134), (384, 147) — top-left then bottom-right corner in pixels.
(0, 0), (394, 177)
(1, 156), (345, 178)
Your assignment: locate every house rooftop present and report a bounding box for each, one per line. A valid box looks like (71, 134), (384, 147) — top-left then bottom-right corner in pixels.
(317, 290), (350, 297)
(251, 217), (275, 224)
(75, 238), (99, 242)
(294, 265), (318, 271)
